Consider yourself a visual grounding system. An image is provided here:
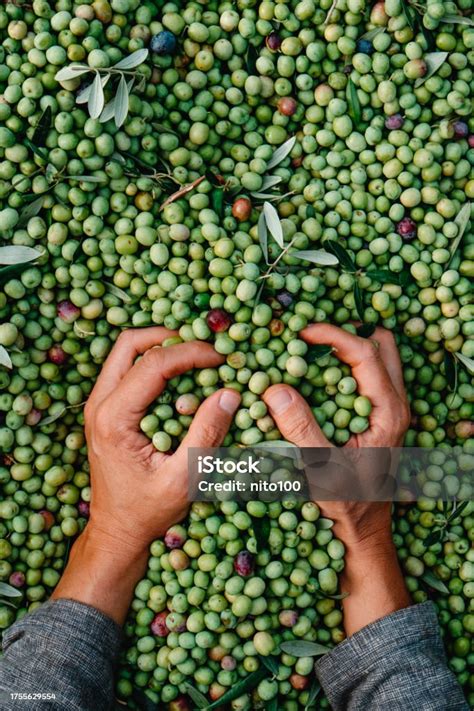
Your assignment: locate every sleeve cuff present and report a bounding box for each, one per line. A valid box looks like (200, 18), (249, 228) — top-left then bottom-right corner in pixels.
(315, 602), (443, 691)
(2, 598), (123, 660)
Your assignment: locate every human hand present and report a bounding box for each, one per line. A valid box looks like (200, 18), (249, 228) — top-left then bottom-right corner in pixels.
(262, 324), (411, 635)
(53, 328), (241, 622)
(262, 324), (410, 549)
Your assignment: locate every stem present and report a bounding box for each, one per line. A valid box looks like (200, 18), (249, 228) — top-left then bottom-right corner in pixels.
(258, 236), (298, 281)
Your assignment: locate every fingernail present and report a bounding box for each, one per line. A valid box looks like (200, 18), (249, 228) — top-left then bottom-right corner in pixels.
(266, 388), (292, 414)
(219, 390), (240, 414)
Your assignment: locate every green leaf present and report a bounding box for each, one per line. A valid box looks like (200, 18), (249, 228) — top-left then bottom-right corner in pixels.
(259, 655), (280, 676)
(447, 500), (470, 523)
(24, 138), (48, 161)
(88, 71), (105, 120)
(0, 582), (22, 598)
(76, 74), (110, 105)
(113, 48), (149, 70)
(353, 283), (364, 321)
(444, 351), (457, 392)
(258, 209), (268, 265)
(0, 346), (12, 369)
(445, 203), (471, 270)
(55, 64), (91, 82)
(359, 27), (386, 41)
(346, 78), (362, 128)
(204, 667), (268, 710)
(280, 641), (331, 657)
(0, 246), (43, 265)
(304, 678), (322, 711)
(415, 52), (449, 88)
(400, 0), (417, 31)
(325, 240), (357, 272)
(421, 571), (449, 595)
(263, 201), (284, 249)
(266, 136), (297, 170)
(32, 106), (52, 146)
(17, 196), (44, 227)
(318, 518), (334, 530)
(292, 250), (339, 266)
(315, 590), (350, 601)
(40, 407), (67, 426)
(182, 683), (208, 709)
(0, 263), (33, 285)
(260, 175), (283, 191)
(246, 43), (259, 74)
(308, 344), (333, 362)
(365, 269), (404, 285)
(252, 516), (271, 552)
(106, 282), (132, 304)
(423, 529), (443, 548)
(454, 352), (474, 376)
(440, 14), (474, 26)
(267, 699), (278, 711)
(115, 75), (130, 128)
(356, 323), (376, 338)
(64, 175), (107, 183)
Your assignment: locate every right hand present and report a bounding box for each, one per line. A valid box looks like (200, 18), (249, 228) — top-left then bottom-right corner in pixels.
(262, 324), (411, 551)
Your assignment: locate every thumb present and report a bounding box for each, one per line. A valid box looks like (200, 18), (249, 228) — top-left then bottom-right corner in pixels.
(262, 385), (330, 447)
(172, 388), (241, 468)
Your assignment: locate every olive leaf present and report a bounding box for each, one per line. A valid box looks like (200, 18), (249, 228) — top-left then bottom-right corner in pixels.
(356, 323), (376, 338)
(359, 27), (386, 41)
(32, 106), (52, 146)
(325, 240), (357, 272)
(353, 283), (364, 321)
(0, 582), (22, 598)
(88, 71), (105, 120)
(106, 283), (132, 304)
(257, 176), (283, 194)
(0, 346), (12, 370)
(445, 203), (471, 270)
(266, 136), (297, 170)
(64, 175), (107, 183)
(0, 246), (43, 265)
(315, 590), (349, 601)
(45, 163), (58, 183)
(259, 655), (280, 676)
(292, 250), (339, 266)
(115, 75), (131, 128)
(76, 74), (110, 105)
(454, 352), (474, 376)
(280, 641), (331, 657)
(304, 678), (322, 710)
(444, 351), (458, 394)
(251, 516), (271, 552)
(317, 518), (334, 530)
(113, 48), (149, 71)
(204, 667), (268, 710)
(17, 196), (44, 228)
(365, 269), (403, 285)
(421, 571), (449, 595)
(263, 201), (284, 249)
(182, 683), (208, 709)
(39, 407), (67, 426)
(55, 64), (92, 82)
(308, 345), (333, 362)
(447, 500), (469, 522)
(423, 529), (443, 548)
(440, 14), (474, 26)
(346, 78), (362, 128)
(24, 138), (48, 161)
(415, 52), (449, 88)
(246, 43), (259, 74)
(399, 0), (417, 31)
(267, 700), (278, 711)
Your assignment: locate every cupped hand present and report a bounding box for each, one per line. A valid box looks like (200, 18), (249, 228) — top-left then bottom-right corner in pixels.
(262, 324), (411, 550)
(83, 327), (241, 553)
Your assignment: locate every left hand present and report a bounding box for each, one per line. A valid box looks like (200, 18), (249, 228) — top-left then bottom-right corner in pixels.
(52, 328), (241, 622)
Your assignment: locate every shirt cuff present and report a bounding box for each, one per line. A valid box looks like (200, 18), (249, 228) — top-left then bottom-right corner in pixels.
(2, 598), (123, 660)
(315, 602), (443, 696)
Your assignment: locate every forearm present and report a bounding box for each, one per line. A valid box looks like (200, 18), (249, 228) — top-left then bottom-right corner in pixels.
(338, 531), (411, 637)
(51, 525), (148, 625)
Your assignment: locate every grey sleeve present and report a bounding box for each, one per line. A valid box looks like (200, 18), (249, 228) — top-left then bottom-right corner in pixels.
(315, 601), (469, 711)
(0, 599), (122, 710)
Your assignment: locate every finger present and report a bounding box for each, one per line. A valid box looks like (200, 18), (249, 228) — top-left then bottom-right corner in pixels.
(109, 342), (224, 420)
(262, 385), (331, 447)
(370, 328), (406, 402)
(91, 327), (177, 402)
(301, 323), (398, 415)
(172, 389), (241, 470)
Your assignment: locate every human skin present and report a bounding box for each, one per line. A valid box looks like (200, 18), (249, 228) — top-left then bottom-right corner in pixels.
(54, 324), (412, 636)
(263, 324), (412, 636)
